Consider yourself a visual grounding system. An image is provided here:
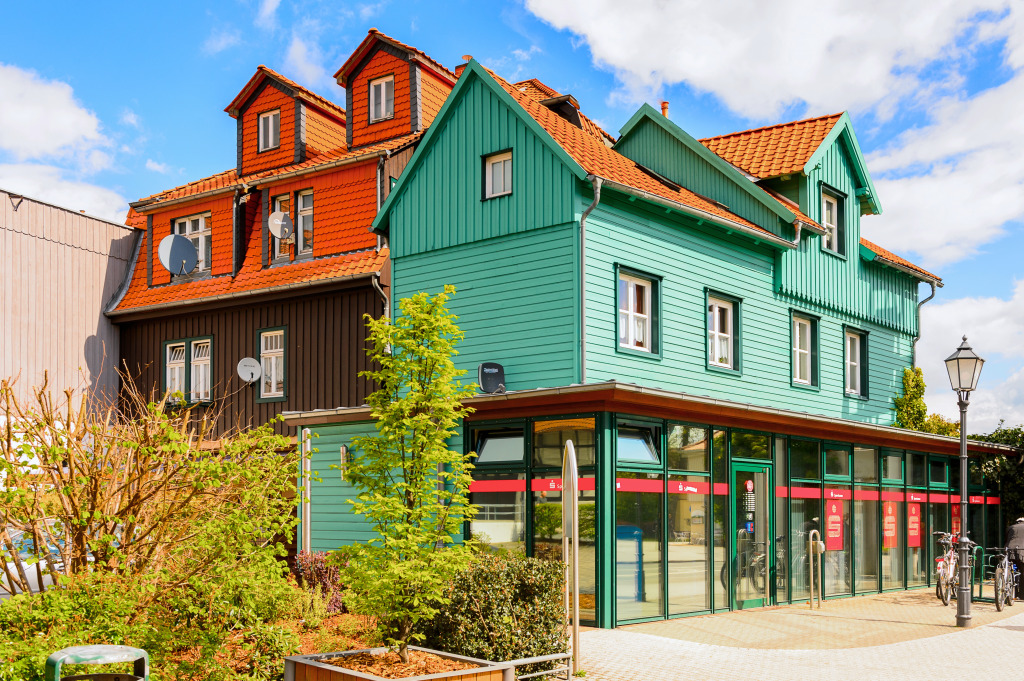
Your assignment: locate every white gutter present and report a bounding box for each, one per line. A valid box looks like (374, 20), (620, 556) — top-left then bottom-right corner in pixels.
(913, 280), (938, 368)
(878, 258), (943, 288)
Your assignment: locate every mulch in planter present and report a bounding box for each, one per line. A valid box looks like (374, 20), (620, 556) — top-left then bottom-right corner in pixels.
(321, 649), (480, 679)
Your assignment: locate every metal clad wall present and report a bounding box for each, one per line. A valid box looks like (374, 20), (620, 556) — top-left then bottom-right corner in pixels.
(584, 195), (910, 425)
(388, 77), (576, 258)
(118, 285), (381, 434)
(0, 191), (133, 405)
(615, 120), (784, 235)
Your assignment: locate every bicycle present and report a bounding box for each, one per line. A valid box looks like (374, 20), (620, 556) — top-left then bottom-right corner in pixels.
(988, 547), (1019, 612)
(934, 531), (977, 606)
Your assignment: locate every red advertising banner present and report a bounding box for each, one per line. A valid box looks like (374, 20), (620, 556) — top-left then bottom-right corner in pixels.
(908, 503), (922, 548)
(952, 504), (962, 536)
(825, 500), (844, 550)
(883, 502), (899, 548)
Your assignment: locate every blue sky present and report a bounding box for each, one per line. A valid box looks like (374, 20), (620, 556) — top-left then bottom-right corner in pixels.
(2, 0), (1023, 431)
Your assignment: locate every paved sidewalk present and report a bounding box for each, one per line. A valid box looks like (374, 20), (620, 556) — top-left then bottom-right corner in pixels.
(579, 592), (1024, 680)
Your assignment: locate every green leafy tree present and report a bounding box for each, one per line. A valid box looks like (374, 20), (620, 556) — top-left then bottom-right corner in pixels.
(344, 286), (477, 663)
(893, 367), (960, 435)
(922, 412), (960, 437)
(976, 421), (1024, 524)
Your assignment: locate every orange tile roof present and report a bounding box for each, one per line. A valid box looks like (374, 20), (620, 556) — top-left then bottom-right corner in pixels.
(860, 238), (940, 282)
(761, 187), (821, 230)
(225, 66), (346, 121)
(512, 78), (616, 145)
(335, 29), (456, 86)
(700, 113), (842, 179)
(486, 69), (773, 238)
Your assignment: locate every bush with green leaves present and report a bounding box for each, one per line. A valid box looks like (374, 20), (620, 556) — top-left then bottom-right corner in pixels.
(293, 550), (345, 613)
(423, 553), (566, 673)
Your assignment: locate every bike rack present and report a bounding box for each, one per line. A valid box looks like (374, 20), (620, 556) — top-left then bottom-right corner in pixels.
(972, 545), (995, 604)
(808, 530), (823, 609)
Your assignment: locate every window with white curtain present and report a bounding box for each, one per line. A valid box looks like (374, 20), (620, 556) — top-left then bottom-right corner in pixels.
(259, 110), (280, 151)
(190, 340), (211, 402)
(297, 190), (313, 255)
(618, 273), (652, 351)
(846, 331), (863, 395)
(707, 298), (734, 368)
(484, 151), (513, 198)
(793, 317), (812, 384)
(369, 76), (394, 122)
(166, 343), (185, 398)
(173, 213), (211, 273)
(260, 330), (285, 398)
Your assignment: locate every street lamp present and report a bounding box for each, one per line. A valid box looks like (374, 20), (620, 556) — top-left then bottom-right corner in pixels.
(944, 335), (984, 628)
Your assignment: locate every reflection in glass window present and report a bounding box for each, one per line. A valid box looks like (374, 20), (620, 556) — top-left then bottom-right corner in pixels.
(790, 484), (821, 600)
(711, 429), (728, 610)
(469, 473), (526, 554)
(881, 492), (904, 589)
(774, 436), (789, 603)
(929, 459), (947, 486)
(617, 425), (660, 464)
(533, 418), (596, 467)
(853, 446), (878, 483)
(472, 428), (524, 465)
(790, 440), (820, 480)
(731, 431), (769, 460)
(668, 475), (709, 614)
(668, 424), (709, 471)
(615, 472), (663, 621)
(854, 487), (879, 592)
(908, 452), (928, 487)
(882, 451), (903, 481)
(533, 475), (597, 622)
(825, 447), (850, 477)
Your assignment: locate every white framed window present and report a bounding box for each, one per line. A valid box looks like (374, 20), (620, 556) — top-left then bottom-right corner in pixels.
(484, 151), (513, 198)
(166, 342), (185, 398)
(259, 110), (280, 151)
(793, 317), (813, 385)
(272, 194), (293, 260)
(190, 340), (211, 402)
(618, 273), (652, 352)
(707, 297), (734, 369)
(846, 331), (863, 395)
(297, 190), (313, 255)
(260, 330), (285, 399)
(823, 193), (840, 253)
(369, 75), (394, 122)
(173, 214), (212, 272)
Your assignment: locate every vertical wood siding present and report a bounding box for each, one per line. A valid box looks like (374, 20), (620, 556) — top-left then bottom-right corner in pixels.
(0, 191), (133, 405)
(388, 77), (576, 258)
(118, 286), (382, 435)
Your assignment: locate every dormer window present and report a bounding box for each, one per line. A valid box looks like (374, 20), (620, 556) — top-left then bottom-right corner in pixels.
(259, 110), (280, 151)
(484, 151), (513, 199)
(369, 75), (394, 123)
(173, 213), (211, 273)
(822, 189), (845, 255)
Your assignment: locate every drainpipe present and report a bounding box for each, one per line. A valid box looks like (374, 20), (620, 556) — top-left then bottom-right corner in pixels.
(376, 150), (391, 251)
(912, 281), (937, 368)
(580, 175), (602, 384)
(301, 428), (311, 553)
(372, 273), (390, 320)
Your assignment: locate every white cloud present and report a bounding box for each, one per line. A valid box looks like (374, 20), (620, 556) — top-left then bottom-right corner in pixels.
(120, 109), (139, 128)
(256, 0), (282, 30)
(359, 2), (388, 21)
(0, 64), (108, 164)
(283, 34), (332, 92)
(203, 28), (242, 55)
(145, 159), (170, 174)
(0, 164), (128, 223)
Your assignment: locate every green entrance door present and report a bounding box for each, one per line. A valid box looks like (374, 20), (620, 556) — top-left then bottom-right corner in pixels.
(730, 462), (772, 610)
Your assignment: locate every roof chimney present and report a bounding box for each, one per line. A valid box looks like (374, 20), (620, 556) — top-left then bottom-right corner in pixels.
(661, 101), (669, 117)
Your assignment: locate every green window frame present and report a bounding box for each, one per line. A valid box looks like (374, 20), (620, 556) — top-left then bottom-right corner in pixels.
(790, 310), (819, 390)
(161, 335), (214, 405)
(615, 264), (662, 359)
(823, 442), (852, 481)
(704, 288), (741, 375)
(928, 456), (949, 489)
(881, 449), (904, 484)
(843, 325), (869, 399)
(615, 417), (662, 468)
(820, 183), (847, 257)
(256, 326), (287, 403)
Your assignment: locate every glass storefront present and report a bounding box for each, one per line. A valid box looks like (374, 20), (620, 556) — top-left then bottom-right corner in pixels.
(882, 489), (904, 589)
(854, 487), (879, 592)
(712, 429), (729, 611)
(790, 482), (821, 600)
(615, 471), (663, 620)
(907, 491), (928, 587)
(667, 475), (710, 614)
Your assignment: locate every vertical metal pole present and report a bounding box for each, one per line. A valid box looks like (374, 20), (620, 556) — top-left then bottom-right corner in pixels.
(956, 397), (972, 627)
(302, 428), (311, 554)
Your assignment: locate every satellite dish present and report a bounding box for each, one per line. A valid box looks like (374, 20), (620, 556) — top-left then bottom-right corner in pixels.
(158, 234), (198, 275)
(478, 362), (506, 394)
(268, 211), (293, 239)
(237, 357), (262, 384)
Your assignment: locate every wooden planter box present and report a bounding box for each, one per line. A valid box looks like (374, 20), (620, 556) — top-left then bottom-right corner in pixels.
(284, 647), (511, 681)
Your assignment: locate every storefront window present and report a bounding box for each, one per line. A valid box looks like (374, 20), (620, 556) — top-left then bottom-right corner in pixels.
(532, 474), (597, 621)
(790, 440), (820, 480)
(822, 488), (852, 597)
(969, 460), (984, 488)
(533, 418), (596, 467)
(908, 452), (927, 488)
(731, 431), (770, 460)
(775, 436), (789, 603)
(790, 482), (820, 600)
(882, 490), (904, 589)
(617, 423), (660, 465)
(469, 472), (526, 553)
(853, 446), (878, 483)
(929, 458), (947, 487)
(668, 424), (709, 471)
(986, 501), (1000, 548)
(929, 494), (949, 570)
(906, 492), (927, 587)
(668, 475), (710, 614)
(472, 427), (525, 465)
(712, 429), (728, 611)
(882, 450), (903, 482)
(615, 472), (663, 621)
(825, 446), (851, 478)
(854, 487), (879, 593)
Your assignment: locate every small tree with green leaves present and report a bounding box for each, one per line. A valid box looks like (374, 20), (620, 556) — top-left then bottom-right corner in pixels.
(894, 367), (928, 430)
(343, 286), (477, 663)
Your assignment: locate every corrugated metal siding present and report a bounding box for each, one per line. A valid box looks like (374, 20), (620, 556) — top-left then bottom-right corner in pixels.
(0, 191), (133, 406)
(615, 119), (785, 237)
(779, 140), (919, 334)
(584, 195), (909, 425)
(118, 285), (381, 435)
(388, 78), (576, 258)
(392, 221), (579, 392)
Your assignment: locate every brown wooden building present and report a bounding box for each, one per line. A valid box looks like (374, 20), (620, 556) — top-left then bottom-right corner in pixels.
(105, 31), (455, 434)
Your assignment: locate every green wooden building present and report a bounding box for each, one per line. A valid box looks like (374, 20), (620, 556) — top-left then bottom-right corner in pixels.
(284, 60), (1011, 627)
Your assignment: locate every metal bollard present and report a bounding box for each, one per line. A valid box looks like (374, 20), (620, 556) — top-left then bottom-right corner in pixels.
(808, 530), (823, 609)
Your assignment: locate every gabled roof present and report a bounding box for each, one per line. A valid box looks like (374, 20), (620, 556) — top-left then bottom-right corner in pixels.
(334, 28), (455, 87)
(374, 60), (791, 247)
(860, 238), (941, 285)
(700, 113), (842, 179)
(225, 65), (346, 121)
(512, 78), (616, 145)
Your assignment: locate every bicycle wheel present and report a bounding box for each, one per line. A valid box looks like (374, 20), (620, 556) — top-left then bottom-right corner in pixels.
(750, 557), (765, 593)
(938, 572), (950, 606)
(995, 568), (1005, 612)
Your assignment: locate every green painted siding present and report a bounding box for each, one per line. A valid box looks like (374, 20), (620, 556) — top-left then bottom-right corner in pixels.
(304, 421), (377, 551)
(614, 118), (786, 237)
(583, 195), (910, 424)
(392, 222), (579, 391)
(387, 77), (576, 258)
(780, 139), (919, 335)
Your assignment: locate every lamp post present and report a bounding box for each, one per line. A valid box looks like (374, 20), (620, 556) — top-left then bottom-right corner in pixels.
(944, 335), (984, 628)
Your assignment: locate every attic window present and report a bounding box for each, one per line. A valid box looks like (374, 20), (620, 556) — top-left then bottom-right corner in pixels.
(822, 189), (846, 255)
(484, 151), (513, 199)
(258, 110), (280, 152)
(369, 75), (394, 123)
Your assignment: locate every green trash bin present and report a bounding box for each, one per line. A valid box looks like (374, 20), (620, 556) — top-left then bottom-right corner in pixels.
(45, 645), (149, 681)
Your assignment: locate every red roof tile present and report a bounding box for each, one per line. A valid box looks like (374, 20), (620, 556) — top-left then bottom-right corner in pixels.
(512, 78), (616, 145)
(225, 66), (346, 121)
(700, 113), (842, 179)
(860, 238), (940, 282)
(335, 29), (455, 86)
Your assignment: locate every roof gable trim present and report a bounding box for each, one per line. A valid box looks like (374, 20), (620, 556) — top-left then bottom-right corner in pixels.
(803, 112), (882, 215)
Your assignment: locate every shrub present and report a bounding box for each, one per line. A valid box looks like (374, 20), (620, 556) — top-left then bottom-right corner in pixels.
(294, 550), (344, 613)
(423, 553), (566, 673)
(300, 584), (330, 630)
